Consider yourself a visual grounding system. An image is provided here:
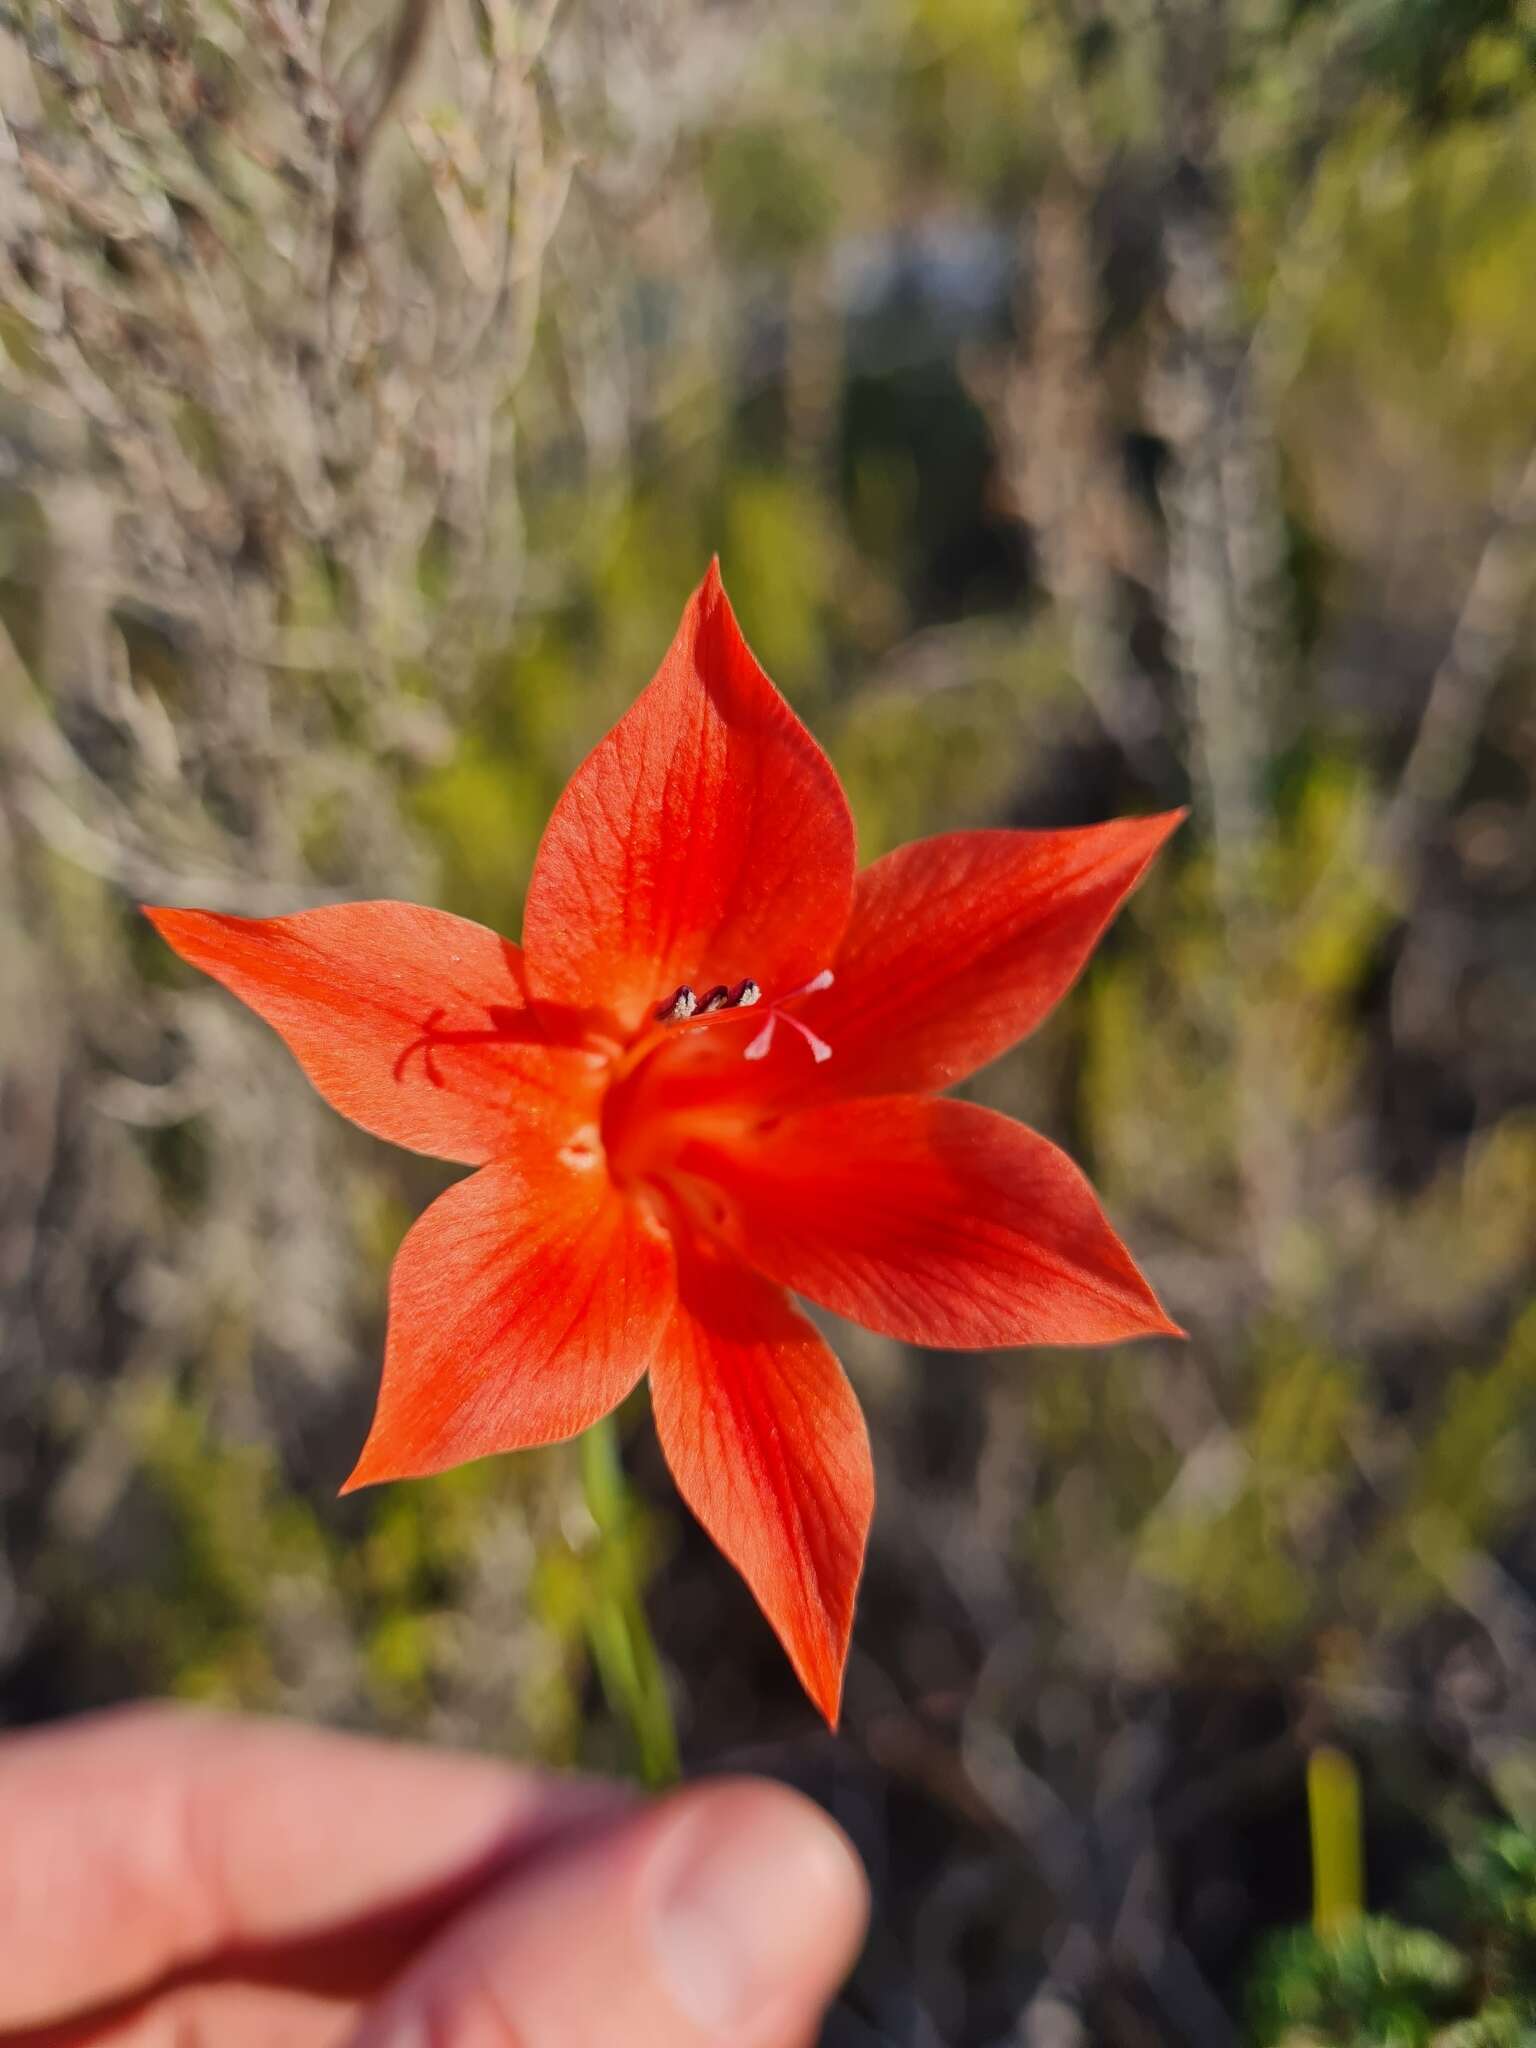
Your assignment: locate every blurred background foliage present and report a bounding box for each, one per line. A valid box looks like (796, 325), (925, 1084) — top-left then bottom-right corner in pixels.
(1247, 1816), (1536, 2044)
(2, 0), (1535, 2039)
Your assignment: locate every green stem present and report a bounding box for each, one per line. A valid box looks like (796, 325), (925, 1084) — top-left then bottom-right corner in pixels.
(579, 1411), (681, 1788)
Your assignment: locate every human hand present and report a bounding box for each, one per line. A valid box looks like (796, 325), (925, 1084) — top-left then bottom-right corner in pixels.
(0, 1704), (868, 2047)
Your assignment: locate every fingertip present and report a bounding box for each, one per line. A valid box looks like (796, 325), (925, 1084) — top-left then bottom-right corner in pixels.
(647, 1777), (869, 2038)
(347, 1772), (868, 2048)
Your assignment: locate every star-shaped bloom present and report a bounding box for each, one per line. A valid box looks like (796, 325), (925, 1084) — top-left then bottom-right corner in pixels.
(147, 565), (1181, 1723)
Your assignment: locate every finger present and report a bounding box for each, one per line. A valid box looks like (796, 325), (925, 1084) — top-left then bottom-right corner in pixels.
(348, 1777), (868, 2048)
(2, 1980), (355, 2048)
(0, 1705), (630, 2031)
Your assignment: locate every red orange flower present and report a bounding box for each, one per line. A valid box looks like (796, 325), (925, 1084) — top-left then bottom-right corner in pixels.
(146, 565), (1181, 1724)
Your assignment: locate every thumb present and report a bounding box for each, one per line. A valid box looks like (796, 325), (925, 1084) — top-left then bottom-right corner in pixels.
(346, 1776), (868, 2048)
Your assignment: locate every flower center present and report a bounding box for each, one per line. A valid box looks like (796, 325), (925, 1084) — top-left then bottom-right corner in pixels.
(602, 966), (835, 1203)
(600, 1043), (745, 1200)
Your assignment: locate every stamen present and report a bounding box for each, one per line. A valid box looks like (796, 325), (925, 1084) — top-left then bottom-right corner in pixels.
(656, 969), (825, 1051)
(743, 1014), (777, 1061)
(784, 1013), (833, 1063)
(655, 985), (697, 1022)
(741, 968), (834, 1064)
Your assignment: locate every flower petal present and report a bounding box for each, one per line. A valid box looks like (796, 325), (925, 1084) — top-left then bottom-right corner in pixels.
(344, 1151), (675, 1488)
(649, 1246), (872, 1725)
(677, 1095), (1180, 1349)
(732, 814), (1182, 1101)
(146, 903), (600, 1165)
(521, 563), (856, 1037)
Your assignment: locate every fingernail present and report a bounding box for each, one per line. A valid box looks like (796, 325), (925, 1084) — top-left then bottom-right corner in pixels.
(649, 1784), (866, 2033)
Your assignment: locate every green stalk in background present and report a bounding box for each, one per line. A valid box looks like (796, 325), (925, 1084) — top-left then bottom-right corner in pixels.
(1309, 1745), (1364, 1936)
(578, 1411), (681, 1788)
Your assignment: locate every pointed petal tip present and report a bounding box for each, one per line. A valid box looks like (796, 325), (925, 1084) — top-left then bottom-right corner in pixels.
(690, 555), (727, 618)
(1104, 1261), (1185, 1344)
(140, 901), (189, 940)
(786, 1636), (846, 1729)
(793, 1614), (855, 1729)
(337, 1451), (386, 1497)
(339, 1425), (425, 1495)
(1127, 806), (1188, 856)
(141, 904), (245, 966)
(1121, 1293), (1186, 1344)
(1129, 1265), (1185, 1341)
(141, 903), (221, 967)
(339, 1438), (433, 1494)
(1043, 1301), (1185, 1348)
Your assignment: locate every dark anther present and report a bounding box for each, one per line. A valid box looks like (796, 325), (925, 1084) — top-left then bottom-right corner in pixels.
(655, 985), (697, 1021)
(656, 977), (763, 1024)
